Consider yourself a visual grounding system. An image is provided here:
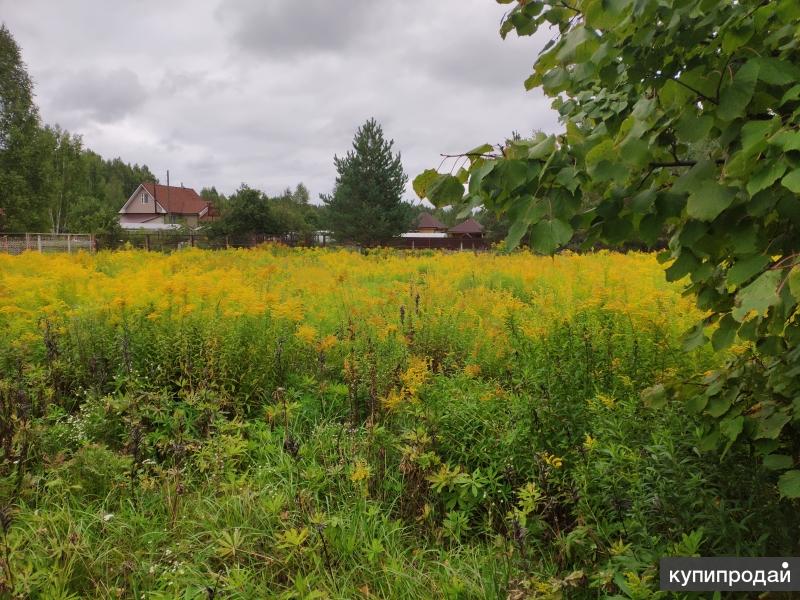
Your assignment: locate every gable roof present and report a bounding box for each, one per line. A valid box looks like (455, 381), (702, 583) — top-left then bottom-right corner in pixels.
(142, 183), (211, 215)
(417, 212), (448, 230)
(449, 218), (484, 234)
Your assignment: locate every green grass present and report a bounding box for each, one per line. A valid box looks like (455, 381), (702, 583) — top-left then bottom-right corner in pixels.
(0, 302), (796, 598)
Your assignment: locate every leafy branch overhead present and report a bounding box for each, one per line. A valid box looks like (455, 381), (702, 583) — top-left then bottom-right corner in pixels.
(415, 0), (800, 494)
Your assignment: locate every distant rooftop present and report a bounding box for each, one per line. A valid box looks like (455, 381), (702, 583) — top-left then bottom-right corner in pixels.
(449, 218), (484, 235)
(416, 213), (448, 230)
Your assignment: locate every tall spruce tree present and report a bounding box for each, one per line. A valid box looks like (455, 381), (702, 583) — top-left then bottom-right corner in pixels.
(323, 118), (411, 246)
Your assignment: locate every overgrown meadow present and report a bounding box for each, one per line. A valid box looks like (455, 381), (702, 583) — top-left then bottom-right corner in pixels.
(0, 248), (795, 599)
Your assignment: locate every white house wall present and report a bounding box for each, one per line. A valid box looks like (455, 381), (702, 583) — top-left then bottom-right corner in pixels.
(119, 185), (167, 215)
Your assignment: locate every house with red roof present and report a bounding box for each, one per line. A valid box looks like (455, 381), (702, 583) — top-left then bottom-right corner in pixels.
(118, 183), (217, 230)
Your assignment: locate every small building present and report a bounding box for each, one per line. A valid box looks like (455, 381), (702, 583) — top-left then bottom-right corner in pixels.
(394, 213), (488, 250)
(449, 218), (485, 239)
(415, 213), (449, 234)
(119, 183), (217, 230)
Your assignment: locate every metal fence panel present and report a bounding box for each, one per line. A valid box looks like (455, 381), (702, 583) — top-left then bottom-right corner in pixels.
(0, 234), (94, 255)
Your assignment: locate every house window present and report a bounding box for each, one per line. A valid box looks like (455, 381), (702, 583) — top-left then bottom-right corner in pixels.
(141, 192), (149, 204)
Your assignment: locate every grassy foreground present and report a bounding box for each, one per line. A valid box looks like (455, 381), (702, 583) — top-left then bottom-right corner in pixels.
(0, 248), (795, 599)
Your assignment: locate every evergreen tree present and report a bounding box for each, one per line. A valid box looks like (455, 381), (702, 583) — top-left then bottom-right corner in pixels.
(323, 118), (411, 245)
(0, 24), (49, 231)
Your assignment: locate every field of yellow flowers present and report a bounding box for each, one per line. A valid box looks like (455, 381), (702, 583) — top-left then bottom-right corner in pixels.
(0, 247), (793, 599)
(0, 247), (696, 356)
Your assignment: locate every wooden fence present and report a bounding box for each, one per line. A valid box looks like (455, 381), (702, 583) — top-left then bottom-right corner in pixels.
(0, 231), (490, 255)
(94, 232), (330, 252)
(384, 237), (490, 251)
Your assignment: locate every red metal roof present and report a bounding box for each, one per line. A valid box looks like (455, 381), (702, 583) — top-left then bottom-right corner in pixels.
(142, 183), (211, 215)
(449, 218), (484, 234)
(417, 213), (448, 230)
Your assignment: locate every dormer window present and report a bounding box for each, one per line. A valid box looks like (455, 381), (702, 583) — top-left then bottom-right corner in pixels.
(141, 192), (150, 204)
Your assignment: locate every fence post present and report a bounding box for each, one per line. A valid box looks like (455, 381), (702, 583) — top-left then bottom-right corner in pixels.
(67, 234), (72, 253)
(226, 235), (230, 249)
(145, 235), (150, 251)
(190, 234), (195, 248)
(37, 234), (42, 253)
(25, 233), (30, 250)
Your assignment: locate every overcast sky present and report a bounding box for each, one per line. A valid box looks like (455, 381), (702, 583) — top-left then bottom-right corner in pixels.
(0, 0), (560, 202)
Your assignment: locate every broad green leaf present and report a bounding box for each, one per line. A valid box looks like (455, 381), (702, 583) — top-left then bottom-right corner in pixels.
(686, 394), (708, 414)
(412, 169), (439, 199)
(555, 26), (596, 63)
(506, 218), (529, 251)
(740, 119), (779, 156)
(505, 196), (550, 249)
(747, 161), (787, 196)
(711, 314), (738, 351)
(528, 135), (556, 159)
(777, 0), (800, 22)
(427, 175), (465, 208)
(673, 160), (716, 195)
(619, 137), (650, 168)
(591, 160), (628, 183)
(497, 160), (529, 192)
(530, 219), (573, 254)
(727, 255), (770, 287)
(752, 57), (800, 85)
(665, 251), (699, 282)
(686, 181), (734, 222)
(631, 189), (656, 213)
(680, 68), (717, 101)
(659, 79), (694, 108)
(732, 270), (782, 322)
(721, 20), (754, 54)
(763, 455), (794, 471)
(719, 415), (744, 442)
(466, 143), (494, 157)
(555, 166), (580, 193)
(674, 114), (714, 144)
(585, 0), (632, 29)
(781, 84), (800, 106)
(698, 430), (721, 453)
(683, 322), (708, 351)
(706, 393), (733, 418)
(770, 130), (800, 152)
(468, 161), (496, 197)
(717, 60), (759, 122)
(754, 411), (791, 440)
(781, 169), (800, 194)
(585, 139), (615, 167)
(778, 470), (800, 499)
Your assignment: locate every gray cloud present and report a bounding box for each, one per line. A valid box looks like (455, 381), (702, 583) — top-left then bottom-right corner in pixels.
(53, 68), (147, 124)
(216, 0), (376, 58)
